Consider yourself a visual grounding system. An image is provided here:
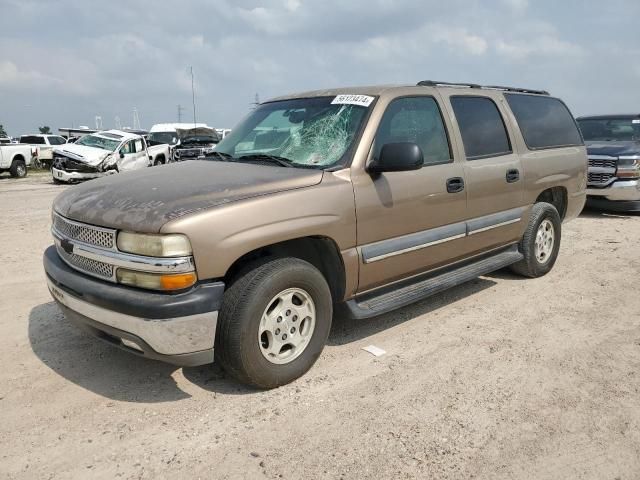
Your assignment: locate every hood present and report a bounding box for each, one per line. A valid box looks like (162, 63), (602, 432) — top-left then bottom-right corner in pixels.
(585, 140), (640, 158)
(53, 160), (323, 232)
(176, 127), (217, 138)
(53, 144), (113, 166)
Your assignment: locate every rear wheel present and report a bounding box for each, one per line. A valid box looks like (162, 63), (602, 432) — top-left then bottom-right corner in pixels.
(9, 159), (27, 178)
(510, 202), (561, 278)
(215, 258), (332, 389)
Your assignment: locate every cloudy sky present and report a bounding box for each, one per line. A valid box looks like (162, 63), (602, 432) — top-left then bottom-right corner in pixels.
(0, 0), (638, 136)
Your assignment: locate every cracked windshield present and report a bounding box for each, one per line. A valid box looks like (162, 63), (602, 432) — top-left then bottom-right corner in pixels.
(214, 96), (370, 168)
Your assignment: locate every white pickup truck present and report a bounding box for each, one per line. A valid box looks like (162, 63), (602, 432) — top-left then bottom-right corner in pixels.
(0, 144), (36, 178)
(20, 134), (67, 168)
(51, 130), (151, 183)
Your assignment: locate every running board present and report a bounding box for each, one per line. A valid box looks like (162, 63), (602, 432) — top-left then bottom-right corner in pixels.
(343, 245), (523, 319)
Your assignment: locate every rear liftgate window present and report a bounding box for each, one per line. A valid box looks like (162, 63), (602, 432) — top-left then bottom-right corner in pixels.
(505, 93), (583, 149)
(450, 96), (512, 160)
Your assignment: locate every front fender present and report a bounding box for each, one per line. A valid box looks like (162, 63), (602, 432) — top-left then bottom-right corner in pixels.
(160, 172), (357, 279)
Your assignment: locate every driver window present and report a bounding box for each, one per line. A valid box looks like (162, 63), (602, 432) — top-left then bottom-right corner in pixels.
(121, 141), (134, 154)
(373, 96), (452, 166)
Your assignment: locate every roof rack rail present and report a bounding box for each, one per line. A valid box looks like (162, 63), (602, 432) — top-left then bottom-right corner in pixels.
(417, 80), (481, 89)
(483, 85), (549, 95)
(416, 80), (549, 96)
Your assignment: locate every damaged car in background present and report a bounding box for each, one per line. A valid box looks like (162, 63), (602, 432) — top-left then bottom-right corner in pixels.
(147, 124), (221, 165)
(51, 130), (151, 183)
(172, 126), (221, 161)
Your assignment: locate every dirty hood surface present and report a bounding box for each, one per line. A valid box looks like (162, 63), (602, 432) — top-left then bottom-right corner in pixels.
(53, 161), (323, 232)
(53, 144), (113, 166)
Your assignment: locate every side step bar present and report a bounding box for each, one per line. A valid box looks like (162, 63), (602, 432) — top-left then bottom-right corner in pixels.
(343, 245), (523, 319)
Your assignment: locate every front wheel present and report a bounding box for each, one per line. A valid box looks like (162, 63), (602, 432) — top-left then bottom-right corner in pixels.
(215, 258), (333, 389)
(510, 202), (561, 278)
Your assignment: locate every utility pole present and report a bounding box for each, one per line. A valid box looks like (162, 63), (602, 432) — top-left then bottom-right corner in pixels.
(177, 104), (184, 123)
(132, 107), (141, 130)
(190, 66), (197, 128)
(251, 93), (260, 110)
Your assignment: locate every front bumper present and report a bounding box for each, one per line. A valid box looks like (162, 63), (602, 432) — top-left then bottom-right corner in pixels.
(586, 179), (640, 212)
(587, 179), (640, 201)
(43, 245), (224, 366)
(51, 166), (112, 183)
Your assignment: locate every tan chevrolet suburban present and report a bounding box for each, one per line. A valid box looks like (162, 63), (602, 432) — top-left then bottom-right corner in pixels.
(44, 81), (587, 388)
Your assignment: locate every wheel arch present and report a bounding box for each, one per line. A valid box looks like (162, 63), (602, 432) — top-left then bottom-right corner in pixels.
(223, 236), (347, 303)
(535, 186), (567, 220)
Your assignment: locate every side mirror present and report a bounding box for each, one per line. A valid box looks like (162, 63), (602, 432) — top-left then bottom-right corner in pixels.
(119, 151), (125, 159)
(367, 142), (424, 174)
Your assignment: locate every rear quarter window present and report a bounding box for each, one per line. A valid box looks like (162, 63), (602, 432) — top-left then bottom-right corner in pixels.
(505, 94), (583, 149)
(450, 96), (512, 160)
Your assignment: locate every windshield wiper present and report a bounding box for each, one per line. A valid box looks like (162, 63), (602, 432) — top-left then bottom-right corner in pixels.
(203, 151), (233, 161)
(236, 154), (297, 168)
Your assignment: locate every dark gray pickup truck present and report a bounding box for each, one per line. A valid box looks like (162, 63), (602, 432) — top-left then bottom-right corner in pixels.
(577, 114), (640, 212)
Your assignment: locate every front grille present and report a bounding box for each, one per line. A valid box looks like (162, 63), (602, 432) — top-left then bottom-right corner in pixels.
(588, 158), (617, 169)
(176, 148), (202, 158)
(53, 214), (115, 249)
(56, 244), (114, 279)
(53, 155), (98, 173)
(588, 172), (615, 185)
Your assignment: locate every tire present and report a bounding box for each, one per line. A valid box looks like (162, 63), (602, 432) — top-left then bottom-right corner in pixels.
(215, 257), (333, 389)
(154, 156), (165, 166)
(510, 202), (561, 278)
(53, 177), (64, 185)
(9, 159), (27, 178)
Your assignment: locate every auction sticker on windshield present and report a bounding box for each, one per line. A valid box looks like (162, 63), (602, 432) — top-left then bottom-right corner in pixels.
(331, 94), (375, 107)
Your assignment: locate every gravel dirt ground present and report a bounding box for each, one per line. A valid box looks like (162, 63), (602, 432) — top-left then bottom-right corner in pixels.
(1, 172), (639, 480)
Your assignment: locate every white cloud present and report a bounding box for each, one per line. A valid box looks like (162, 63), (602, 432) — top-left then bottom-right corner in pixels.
(495, 36), (585, 59)
(501, 0), (528, 11)
(432, 27), (488, 56)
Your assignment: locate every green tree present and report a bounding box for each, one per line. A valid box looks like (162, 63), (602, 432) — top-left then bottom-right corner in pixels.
(39, 126), (51, 134)
(0, 124), (7, 137)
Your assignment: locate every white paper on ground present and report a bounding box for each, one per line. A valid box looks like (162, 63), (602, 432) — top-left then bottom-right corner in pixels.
(362, 345), (386, 357)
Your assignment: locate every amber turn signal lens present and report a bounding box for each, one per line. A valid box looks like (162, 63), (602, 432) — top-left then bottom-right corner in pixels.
(117, 269), (197, 291)
(160, 272), (198, 290)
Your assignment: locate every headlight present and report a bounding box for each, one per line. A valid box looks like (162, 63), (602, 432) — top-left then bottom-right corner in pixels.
(117, 232), (192, 257)
(617, 156), (640, 179)
(116, 269), (197, 291)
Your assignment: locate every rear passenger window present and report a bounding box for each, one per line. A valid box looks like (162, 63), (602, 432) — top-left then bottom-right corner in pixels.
(374, 96), (451, 166)
(505, 94), (583, 149)
(450, 96), (511, 160)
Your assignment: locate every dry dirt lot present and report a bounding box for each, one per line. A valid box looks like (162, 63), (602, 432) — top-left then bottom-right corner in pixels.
(1, 172), (639, 480)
